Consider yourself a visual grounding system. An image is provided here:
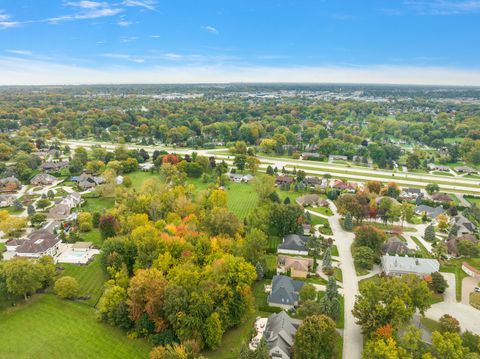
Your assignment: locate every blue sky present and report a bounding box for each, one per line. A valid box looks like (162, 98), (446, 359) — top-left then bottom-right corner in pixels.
(1, 0), (480, 85)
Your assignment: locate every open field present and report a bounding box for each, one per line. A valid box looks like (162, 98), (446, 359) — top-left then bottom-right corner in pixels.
(0, 295), (152, 359)
(225, 183), (259, 219)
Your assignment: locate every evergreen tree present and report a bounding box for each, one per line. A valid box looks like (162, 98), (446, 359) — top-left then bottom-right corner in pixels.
(283, 197), (291, 205)
(344, 212), (353, 231)
(448, 224), (458, 239)
(424, 225), (436, 242)
(319, 276), (340, 320)
(255, 262), (264, 281)
(266, 165), (274, 176)
(27, 204), (35, 216)
(322, 247), (332, 274)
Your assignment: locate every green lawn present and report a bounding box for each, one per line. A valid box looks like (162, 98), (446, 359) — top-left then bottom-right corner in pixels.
(334, 267), (343, 283)
(466, 197), (480, 206)
(224, 183), (259, 220)
(420, 317), (441, 333)
(59, 256), (107, 306)
(127, 171), (159, 191)
(309, 206), (333, 216)
(410, 236), (432, 258)
(80, 228), (103, 248)
(0, 295), (151, 359)
(81, 197), (116, 214)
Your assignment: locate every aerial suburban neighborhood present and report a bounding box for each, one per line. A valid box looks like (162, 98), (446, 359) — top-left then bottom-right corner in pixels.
(1, 1), (480, 358)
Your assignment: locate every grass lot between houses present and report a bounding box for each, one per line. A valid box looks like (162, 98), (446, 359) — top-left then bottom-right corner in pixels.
(0, 295), (152, 359)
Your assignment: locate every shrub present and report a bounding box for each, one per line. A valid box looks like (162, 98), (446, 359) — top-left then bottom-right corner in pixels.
(439, 314), (460, 333)
(430, 272), (448, 294)
(353, 246), (375, 270)
(80, 222), (92, 232)
(54, 276), (80, 299)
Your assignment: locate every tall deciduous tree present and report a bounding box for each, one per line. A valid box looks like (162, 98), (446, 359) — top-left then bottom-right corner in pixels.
(294, 315), (339, 359)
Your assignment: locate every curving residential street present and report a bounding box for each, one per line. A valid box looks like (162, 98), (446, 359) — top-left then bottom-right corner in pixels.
(309, 202), (363, 359)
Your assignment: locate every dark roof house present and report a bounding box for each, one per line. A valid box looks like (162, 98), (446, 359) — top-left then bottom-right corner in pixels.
(263, 311), (302, 359)
(382, 236), (410, 255)
(278, 234), (309, 255)
(267, 275), (305, 309)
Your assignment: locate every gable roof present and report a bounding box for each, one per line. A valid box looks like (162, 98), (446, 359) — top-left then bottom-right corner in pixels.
(16, 230), (60, 255)
(381, 255), (439, 276)
(382, 237), (410, 255)
(278, 234), (308, 252)
(414, 205), (445, 219)
(264, 311), (301, 358)
(268, 275), (304, 307)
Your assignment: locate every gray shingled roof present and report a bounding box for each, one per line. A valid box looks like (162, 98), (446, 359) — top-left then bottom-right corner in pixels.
(414, 205), (445, 219)
(264, 311), (301, 358)
(278, 234), (308, 252)
(267, 275), (304, 307)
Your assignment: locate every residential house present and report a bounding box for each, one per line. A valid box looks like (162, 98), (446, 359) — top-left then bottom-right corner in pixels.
(278, 234), (309, 256)
(329, 155), (348, 161)
(75, 173), (105, 190)
(446, 234), (478, 256)
(40, 161), (69, 173)
(296, 194), (321, 207)
(400, 188), (423, 201)
(0, 176), (21, 192)
(0, 194), (14, 207)
(139, 162), (155, 171)
(301, 152), (321, 159)
(5, 238), (27, 252)
(429, 164), (450, 172)
(382, 237), (410, 255)
(228, 173), (254, 183)
(303, 176), (322, 188)
(60, 192), (83, 208)
(455, 166), (476, 174)
(15, 230), (61, 258)
(381, 255), (440, 277)
(267, 275), (305, 310)
(30, 173), (57, 186)
(47, 203), (71, 221)
(431, 193), (453, 204)
(451, 214), (476, 235)
(277, 255), (314, 278)
(276, 175), (295, 186)
(332, 180), (357, 193)
(414, 205), (445, 221)
(263, 311), (302, 359)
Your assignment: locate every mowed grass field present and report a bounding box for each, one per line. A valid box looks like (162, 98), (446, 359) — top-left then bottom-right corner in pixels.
(225, 183), (259, 219)
(59, 256), (107, 306)
(0, 295), (151, 359)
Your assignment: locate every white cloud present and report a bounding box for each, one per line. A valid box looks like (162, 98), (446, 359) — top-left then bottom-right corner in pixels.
(1, 56), (480, 86)
(66, 1), (106, 9)
(203, 26), (219, 34)
(150, 34), (161, 38)
(117, 19), (133, 26)
(5, 49), (32, 56)
(122, 1), (157, 11)
(403, 0), (480, 15)
(48, 2), (123, 23)
(0, 21), (19, 28)
(0, 10), (19, 28)
(119, 36), (138, 43)
(100, 52), (145, 63)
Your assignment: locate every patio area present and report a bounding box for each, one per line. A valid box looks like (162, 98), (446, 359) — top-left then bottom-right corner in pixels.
(56, 242), (99, 264)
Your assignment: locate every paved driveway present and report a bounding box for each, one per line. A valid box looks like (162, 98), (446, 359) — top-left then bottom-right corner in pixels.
(462, 276), (479, 305)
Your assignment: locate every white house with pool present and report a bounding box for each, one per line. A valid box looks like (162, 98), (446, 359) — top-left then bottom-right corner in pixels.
(56, 241), (99, 264)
